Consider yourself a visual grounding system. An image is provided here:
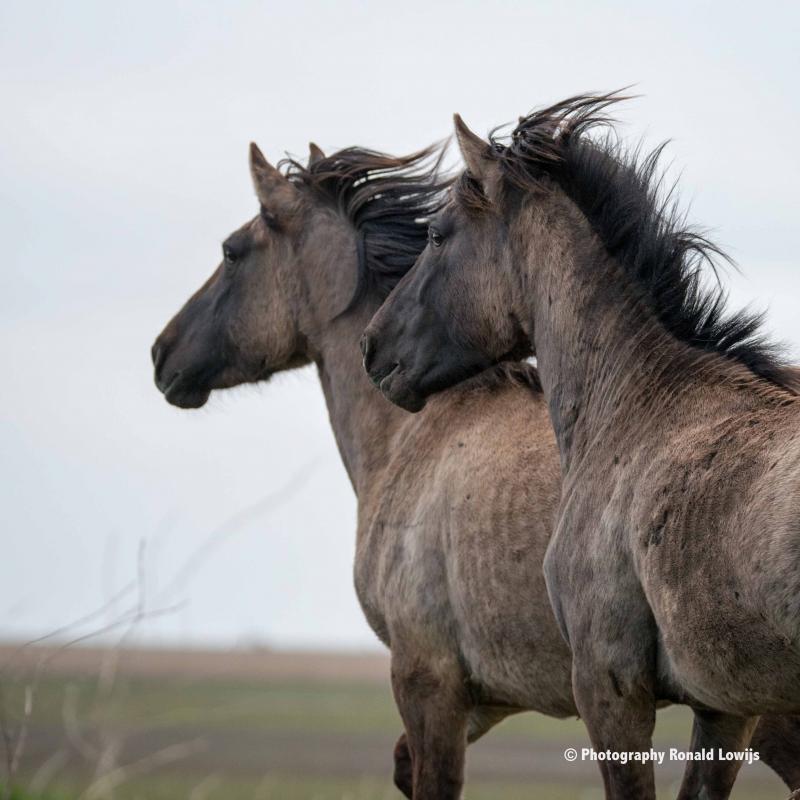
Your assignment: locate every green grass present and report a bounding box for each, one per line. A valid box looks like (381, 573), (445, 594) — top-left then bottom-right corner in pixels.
(24, 674), (691, 741)
(3, 775), (627, 800)
(0, 790), (72, 800)
(6, 673), (788, 799)
(23, 676), (402, 734)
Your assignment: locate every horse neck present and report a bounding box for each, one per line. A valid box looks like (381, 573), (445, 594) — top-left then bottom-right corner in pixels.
(313, 301), (409, 497)
(513, 200), (700, 474)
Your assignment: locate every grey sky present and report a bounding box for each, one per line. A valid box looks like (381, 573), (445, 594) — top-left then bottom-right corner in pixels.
(1, 1), (798, 650)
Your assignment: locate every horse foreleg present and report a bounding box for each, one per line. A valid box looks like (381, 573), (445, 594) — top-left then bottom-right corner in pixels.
(752, 714), (800, 790)
(571, 652), (658, 799)
(392, 705), (508, 798)
(391, 655), (470, 800)
(676, 710), (759, 800)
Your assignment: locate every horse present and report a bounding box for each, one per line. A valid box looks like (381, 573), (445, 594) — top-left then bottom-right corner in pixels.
(362, 94), (800, 799)
(152, 141), (576, 798)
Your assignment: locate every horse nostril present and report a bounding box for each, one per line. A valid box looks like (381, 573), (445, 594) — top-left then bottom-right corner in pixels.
(360, 333), (373, 369)
(151, 342), (162, 368)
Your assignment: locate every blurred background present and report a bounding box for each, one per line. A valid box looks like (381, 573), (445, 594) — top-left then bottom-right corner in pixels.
(1, 1), (797, 797)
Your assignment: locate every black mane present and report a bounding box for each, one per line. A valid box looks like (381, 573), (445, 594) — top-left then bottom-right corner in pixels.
(484, 92), (796, 393)
(281, 146), (450, 311)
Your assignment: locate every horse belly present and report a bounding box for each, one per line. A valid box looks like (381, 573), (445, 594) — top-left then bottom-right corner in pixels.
(446, 520), (574, 715)
(456, 614), (575, 716)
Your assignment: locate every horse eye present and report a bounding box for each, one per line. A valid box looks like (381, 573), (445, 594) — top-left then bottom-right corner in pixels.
(223, 245), (237, 265)
(429, 228), (444, 248)
(260, 206), (278, 228)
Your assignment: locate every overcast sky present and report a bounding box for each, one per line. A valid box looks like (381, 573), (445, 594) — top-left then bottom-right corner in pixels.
(1, 1), (798, 651)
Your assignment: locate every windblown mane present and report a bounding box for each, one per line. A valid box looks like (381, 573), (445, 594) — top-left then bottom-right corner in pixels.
(475, 92), (797, 393)
(281, 146), (450, 311)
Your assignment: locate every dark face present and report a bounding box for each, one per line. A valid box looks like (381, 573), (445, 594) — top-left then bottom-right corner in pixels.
(152, 145), (316, 409)
(152, 214), (310, 408)
(361, 195), (525, 412)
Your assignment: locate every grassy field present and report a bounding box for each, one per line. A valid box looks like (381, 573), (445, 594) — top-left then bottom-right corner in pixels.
(0, 645), (789, 799)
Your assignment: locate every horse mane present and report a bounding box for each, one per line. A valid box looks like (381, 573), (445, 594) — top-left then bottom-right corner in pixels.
(477, 92), (798, 394)
(280, 145), (450, 311)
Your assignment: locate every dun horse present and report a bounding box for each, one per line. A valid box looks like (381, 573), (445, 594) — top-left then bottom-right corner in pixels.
(153, 139), (799, 799)
(363, 95), (800, 799)
(151, 142), (573, 797)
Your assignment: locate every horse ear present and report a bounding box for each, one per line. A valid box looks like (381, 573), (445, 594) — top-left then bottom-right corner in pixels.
(308, 142), (325, 166)
(453, 114), (493, 185)
(249, 142), (296, 210)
